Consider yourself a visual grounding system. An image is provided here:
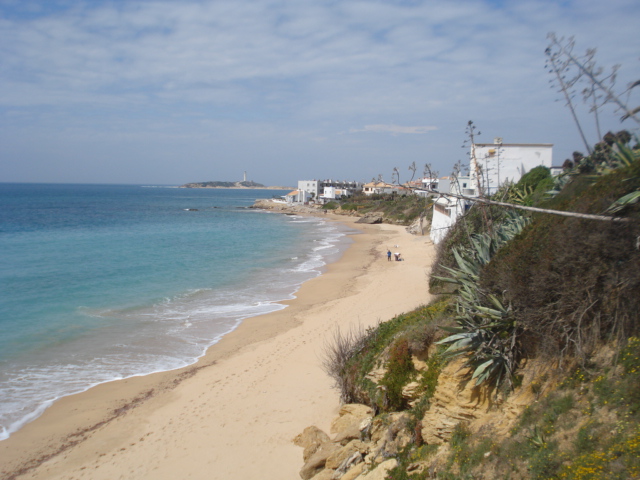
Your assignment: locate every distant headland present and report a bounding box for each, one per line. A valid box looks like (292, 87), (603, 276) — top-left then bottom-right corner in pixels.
(180, 180), (292, 190)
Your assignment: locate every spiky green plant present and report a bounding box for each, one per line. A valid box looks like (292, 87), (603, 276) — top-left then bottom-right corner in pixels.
(434, 211), (529, 388)
(603, 141), (640, 214)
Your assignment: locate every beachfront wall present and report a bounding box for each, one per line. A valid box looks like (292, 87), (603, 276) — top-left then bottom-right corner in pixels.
(430, 197), (467, 244)
(471, 143), (553, 196)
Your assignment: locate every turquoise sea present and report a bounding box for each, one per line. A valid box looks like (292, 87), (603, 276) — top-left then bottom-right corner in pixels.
(0, 183), (354, 440)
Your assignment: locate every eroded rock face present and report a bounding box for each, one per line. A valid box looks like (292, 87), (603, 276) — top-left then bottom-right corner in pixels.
(358, 459), (398, 480)
(296, 352), (545, 479)
(330, 404), (374, 438)
(339, 462), (365, 480)
(295, 405), (376, 480)
(309, 469), (337, 480)
(300, 442), (342, 480)
(294, 425), (332, 462)
(326, 440), (368, 470)
(420, 359), (490, 445)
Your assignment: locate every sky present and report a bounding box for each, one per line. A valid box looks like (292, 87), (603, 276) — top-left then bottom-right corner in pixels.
(1, 0), (639, 186)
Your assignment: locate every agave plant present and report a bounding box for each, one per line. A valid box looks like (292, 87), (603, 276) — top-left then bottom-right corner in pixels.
(434, 212), (528, 389)
(603, 141), (640, 215)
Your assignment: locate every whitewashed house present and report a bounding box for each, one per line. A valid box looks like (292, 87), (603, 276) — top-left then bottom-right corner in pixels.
(471, 139), (553, 196)
(285, 190), (310, 204)
(430, 138), (553, 244)
(412, 177), (452, 197)
(362, 182), (409, 196)
(297, 179), (363, 203)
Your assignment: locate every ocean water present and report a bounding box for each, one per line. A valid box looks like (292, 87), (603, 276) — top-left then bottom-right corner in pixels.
(0, 183), (354, 441)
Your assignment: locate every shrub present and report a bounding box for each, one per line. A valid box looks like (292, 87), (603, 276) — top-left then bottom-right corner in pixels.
(322, 299), (452, 410)
(322, 325), (374, 403)
(379, 339), (416, 411)
(515, 165), (551, 192)
(480, 165), (640, 361)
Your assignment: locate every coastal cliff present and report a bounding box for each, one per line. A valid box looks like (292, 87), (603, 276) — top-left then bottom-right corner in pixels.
(294, 146), (640, 479)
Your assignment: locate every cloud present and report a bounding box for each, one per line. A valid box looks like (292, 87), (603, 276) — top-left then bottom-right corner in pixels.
(0, 0), (639, 185)
(349, 125), (438, 135)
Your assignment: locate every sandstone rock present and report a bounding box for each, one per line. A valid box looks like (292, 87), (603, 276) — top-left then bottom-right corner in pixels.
(412, 356), (429, 370)
(310, 469), (336, 480)
(355, 214), (383, 224)
(358, 459), (398, 480)
(401, 381), (421, 401)
(365, 366), (386, 383)
(294, 426), (332, 462)
(405, 216), (428, 235)
(337, 462), (365, 480)
(326, 440), (367, 470)
(330, 404), (373, 437)
(331, 451), (365, 479)
(369, 417), (389, 444)
(333, 424), (362, 445)
(300, 442), (342, 480)
(420, 359), (489, 445)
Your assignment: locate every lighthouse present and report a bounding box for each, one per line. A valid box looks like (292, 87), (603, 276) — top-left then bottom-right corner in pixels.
(243, 171), (247, 182)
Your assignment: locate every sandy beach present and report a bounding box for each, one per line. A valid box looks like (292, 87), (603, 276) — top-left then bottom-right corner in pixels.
(0, 214), (436, 480)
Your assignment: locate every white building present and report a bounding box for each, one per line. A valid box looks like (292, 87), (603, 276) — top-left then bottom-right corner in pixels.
(297, 179), (363, 203)
(285, 190), (310, 204)
(362, 181), (410, 196)
(430, 138), (553, 244)
(430, 176), (473, 244)
(319, 186), (348, 201)
(297, 180), (322, 201)
(471, 139), (553, 196)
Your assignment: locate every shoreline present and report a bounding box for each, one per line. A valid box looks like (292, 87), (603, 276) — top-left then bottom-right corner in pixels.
(0, 213), (436, 480)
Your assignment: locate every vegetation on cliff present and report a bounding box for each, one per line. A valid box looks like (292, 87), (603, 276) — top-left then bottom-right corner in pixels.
(325, 192), (433, 227)
(312, 134), (640, 480)
(302, 37), (640, 480)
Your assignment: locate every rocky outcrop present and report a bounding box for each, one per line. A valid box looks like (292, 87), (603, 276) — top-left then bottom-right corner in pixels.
(295, 353), (540, 479)
(419, 360), (489, 445)
(252, 199), (325, 215)
(354, 214), (383, 224)
(294, 426), (332, 462)
(405, 215), (430, 236)
(295, 405), (416, 480)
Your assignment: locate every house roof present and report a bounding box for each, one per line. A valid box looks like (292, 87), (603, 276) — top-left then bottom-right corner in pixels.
(363, 181), (399, 188)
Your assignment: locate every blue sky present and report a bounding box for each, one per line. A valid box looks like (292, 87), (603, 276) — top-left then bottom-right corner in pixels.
(1, 0), (639, 186)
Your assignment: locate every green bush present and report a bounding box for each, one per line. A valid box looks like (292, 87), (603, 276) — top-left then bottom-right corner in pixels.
(515, 165), (551, 191)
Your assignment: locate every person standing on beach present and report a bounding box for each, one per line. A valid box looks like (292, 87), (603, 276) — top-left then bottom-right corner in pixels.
(387, 249), (392, 261)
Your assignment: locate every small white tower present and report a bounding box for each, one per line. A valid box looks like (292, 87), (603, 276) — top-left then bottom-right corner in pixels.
(243, 171), (247, 182)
